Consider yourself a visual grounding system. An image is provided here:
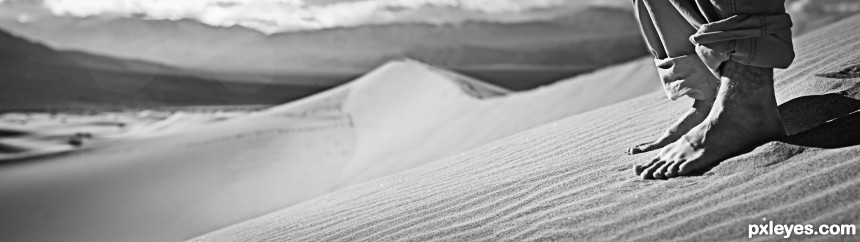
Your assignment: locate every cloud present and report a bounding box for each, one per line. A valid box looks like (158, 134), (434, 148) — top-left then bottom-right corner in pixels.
(38, 0), (622, 33)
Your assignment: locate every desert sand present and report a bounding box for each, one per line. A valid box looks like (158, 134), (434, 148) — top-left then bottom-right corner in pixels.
(186, 15), (860, 241)
(0, 54), (659, 241)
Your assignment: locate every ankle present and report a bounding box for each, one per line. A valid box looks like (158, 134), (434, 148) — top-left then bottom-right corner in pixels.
(720, 61), (775, 91)
(719, 62), (778, 106)
(712, 61), (785, 133)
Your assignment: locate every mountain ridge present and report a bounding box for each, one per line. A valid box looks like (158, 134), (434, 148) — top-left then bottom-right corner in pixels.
(0, 29), (339, 112)
(0, 6), (646, 76)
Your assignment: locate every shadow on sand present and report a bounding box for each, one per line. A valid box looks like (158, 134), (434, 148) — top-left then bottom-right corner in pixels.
(778, 92), (860, 148)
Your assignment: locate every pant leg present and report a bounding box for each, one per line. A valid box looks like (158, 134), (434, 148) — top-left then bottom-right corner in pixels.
(633, 0), (667, 60)
(634, 0), (720, 101)
(686, 0), (795, 77)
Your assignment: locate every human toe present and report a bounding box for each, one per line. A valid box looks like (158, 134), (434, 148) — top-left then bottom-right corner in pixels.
(641, 160), (666, 179)
(634, 158), (659, 175)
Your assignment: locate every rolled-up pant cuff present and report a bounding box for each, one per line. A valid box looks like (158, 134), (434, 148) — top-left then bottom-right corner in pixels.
(691, 13), (795, 78)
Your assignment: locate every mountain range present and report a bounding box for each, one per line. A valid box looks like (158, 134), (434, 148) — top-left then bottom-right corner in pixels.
(0, 29), (341, 111)
(0, 5), (647, 90)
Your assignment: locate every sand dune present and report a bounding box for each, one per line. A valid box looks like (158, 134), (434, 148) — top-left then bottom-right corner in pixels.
(336, 59), (659, 186)
(0, 55), (659, 242)
(191, 15), (860, 242)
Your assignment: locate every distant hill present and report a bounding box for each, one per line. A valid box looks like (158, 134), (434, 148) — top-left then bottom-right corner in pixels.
(0, 30), (345, 112)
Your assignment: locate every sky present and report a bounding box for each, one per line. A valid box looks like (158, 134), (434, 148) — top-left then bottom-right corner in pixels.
(0, 0), (629, 34)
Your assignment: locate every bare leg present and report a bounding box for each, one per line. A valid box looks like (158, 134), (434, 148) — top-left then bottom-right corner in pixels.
(635, 61), (786, 179)
(626, 0), (720, 155)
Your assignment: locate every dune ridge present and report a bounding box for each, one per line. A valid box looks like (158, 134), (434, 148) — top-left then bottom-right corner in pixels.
(191, 15), (860, 242)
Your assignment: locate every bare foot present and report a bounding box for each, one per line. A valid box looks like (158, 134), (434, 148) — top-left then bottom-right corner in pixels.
(635, 61), (786, 179)
(626, 99), (713, 155)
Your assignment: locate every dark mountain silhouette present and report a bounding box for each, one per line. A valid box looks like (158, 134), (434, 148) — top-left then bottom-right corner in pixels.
(0, 30), (353, 112)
